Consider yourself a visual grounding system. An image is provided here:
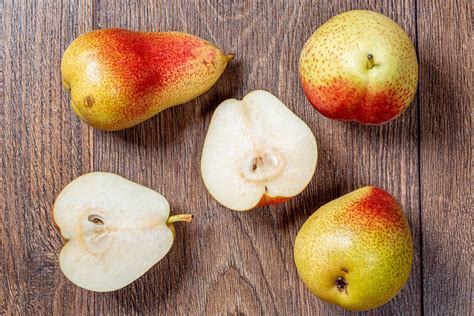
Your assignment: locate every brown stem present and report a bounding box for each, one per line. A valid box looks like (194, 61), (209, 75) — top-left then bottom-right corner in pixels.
(367, 54), (375, 69)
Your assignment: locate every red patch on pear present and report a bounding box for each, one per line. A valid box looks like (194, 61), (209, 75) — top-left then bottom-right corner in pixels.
(256, 195), (290, 208)
(91, 29), (209, 119)
(353, 187), (407, 230)
(302, 78), (407, 124)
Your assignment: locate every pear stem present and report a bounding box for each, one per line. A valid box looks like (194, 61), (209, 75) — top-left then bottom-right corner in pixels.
(167, 214), (193, 224)
(226, 53), (235, 61)
(367, 54), (375, 69)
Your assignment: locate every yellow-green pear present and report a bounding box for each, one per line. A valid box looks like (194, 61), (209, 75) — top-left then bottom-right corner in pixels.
(294, 186), (413, 311)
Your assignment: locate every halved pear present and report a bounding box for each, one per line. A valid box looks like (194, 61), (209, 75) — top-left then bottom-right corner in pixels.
(201, 90), (318, 211)
(53, 172), (192, 292)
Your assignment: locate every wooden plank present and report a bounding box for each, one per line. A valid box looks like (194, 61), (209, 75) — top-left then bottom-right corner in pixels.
(417, 0), (472, 314)
(89, 1), (421, 315)
(2, 1), (439, 314)
(1, 0), (94, 314)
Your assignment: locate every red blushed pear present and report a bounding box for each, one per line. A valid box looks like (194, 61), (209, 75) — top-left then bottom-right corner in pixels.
(294, 186), (413, 311)
(299, 10), (418, 125)
(61, 29), (233, 131)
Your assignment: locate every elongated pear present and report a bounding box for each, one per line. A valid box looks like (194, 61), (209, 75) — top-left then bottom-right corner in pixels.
(61, 29), (233, 131)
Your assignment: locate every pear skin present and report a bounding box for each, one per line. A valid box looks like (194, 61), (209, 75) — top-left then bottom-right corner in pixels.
(61, 29), (233, 131)
(299, 10), (418, 124)
(294, 186), (413, 311)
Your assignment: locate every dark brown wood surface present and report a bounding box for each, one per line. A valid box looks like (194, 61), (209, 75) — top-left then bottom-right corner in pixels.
(1, 1), (471, 315)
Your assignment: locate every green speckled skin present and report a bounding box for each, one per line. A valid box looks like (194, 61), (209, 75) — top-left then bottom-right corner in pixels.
(294, 186), (413, 311)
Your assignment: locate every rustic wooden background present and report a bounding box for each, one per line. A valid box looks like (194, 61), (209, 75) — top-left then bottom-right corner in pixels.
(1, 0), (471, 315)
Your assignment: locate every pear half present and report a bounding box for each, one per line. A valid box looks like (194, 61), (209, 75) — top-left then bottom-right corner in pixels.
(53, 172), (192, 292)
(201, 90), (318, 211)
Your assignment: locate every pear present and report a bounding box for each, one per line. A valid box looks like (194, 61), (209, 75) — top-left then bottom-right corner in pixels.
(53, 172), (192, 292)
(294, 186), (413, 311)
(61, 29), (233, 131)
(201, 90), (318, 211)
(299, 10), (418, 124)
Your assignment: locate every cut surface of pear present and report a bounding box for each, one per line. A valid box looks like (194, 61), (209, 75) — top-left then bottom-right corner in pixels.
(201, 90), (318, 211)
(53, 172), (192, 292)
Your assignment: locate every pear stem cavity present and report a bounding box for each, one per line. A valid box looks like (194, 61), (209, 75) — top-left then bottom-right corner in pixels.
(167, 214), (193, 224)
(367, 54), (375, 69)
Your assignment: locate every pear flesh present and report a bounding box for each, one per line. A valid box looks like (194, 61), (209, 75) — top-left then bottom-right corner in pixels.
(201, 90), (318, 211)
(53, 172), (191, 292)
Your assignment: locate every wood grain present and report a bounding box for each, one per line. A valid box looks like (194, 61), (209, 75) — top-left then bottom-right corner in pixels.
(1, 0), (94, 314)
(1, 0), (471, 315)
(417, 0), (472, 314)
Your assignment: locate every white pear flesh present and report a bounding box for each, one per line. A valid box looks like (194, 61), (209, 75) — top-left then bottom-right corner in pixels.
(201, 90), (318, 211)
(53, 172), (176, 292)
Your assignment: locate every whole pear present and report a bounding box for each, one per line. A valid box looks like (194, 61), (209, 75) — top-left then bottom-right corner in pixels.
(61, 29), (233, 131)
(299, 10), (418, 124)
(294, 186), (413, 311)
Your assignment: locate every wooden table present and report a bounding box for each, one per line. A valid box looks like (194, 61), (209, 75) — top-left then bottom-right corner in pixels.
(2, 1), (471, 315)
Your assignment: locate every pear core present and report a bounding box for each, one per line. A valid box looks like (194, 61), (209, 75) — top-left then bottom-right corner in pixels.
(241, 152), (283, 183)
